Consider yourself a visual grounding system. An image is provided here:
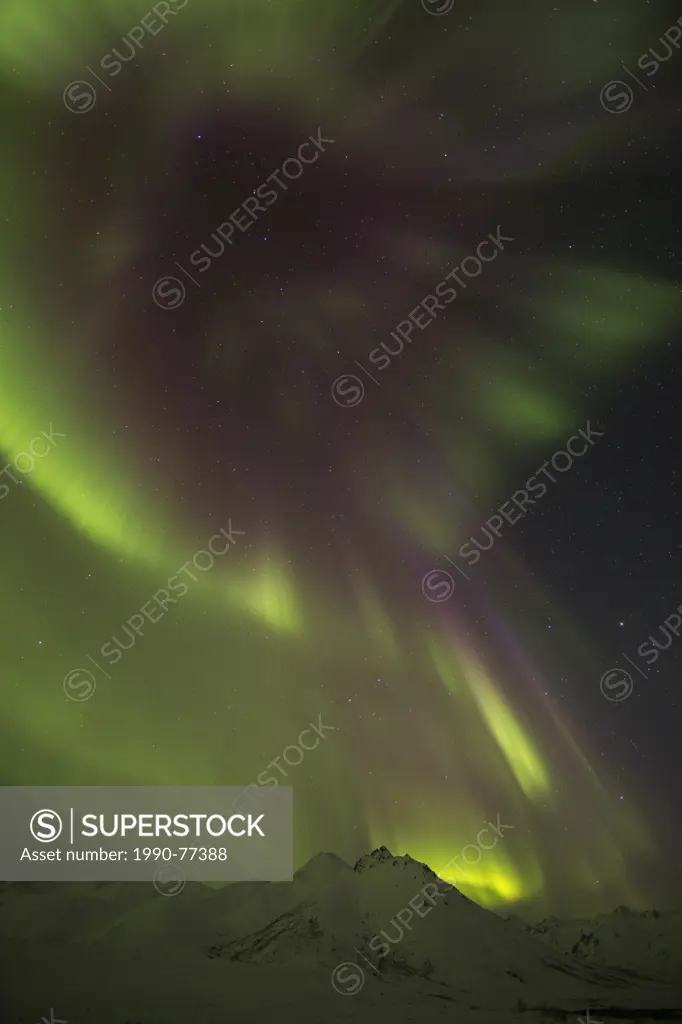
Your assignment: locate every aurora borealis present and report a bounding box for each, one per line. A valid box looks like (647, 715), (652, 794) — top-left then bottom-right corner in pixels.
(2, 0), (682, 919)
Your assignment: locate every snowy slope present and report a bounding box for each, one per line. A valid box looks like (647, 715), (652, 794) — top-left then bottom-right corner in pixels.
(1, 850), (680, 1024)
(524, 906), (682, 976)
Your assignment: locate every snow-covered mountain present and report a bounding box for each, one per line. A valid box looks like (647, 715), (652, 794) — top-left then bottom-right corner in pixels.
(522, 906), (682, 975)
(1, 849), (680, 1024)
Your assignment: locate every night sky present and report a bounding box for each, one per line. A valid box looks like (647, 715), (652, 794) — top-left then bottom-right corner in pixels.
(1, 0), (681, 920)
